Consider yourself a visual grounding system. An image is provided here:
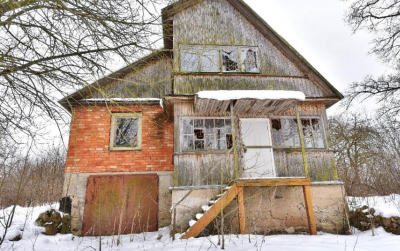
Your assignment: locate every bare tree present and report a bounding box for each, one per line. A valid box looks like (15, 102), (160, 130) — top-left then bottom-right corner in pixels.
(0, 0), (169, 140)
(344, 0), (400, 116)
(330, 112), (400, 195)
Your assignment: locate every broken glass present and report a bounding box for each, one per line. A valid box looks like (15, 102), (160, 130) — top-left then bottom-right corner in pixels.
(115, 117), (138, 147)
(194, 129), (204, 139)
(194, 119), (204, 128)
(221, 48), (239, 72)
(241, 48), (259, 72)
(195, 140), (204, 150)
(225, 119), (232, 133)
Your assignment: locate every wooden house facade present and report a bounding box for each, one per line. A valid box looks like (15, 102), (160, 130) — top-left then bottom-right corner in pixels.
(60, 0), (348, 237)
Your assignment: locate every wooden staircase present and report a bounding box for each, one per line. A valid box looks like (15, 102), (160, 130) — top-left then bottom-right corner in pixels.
(181, 178), (317, 239)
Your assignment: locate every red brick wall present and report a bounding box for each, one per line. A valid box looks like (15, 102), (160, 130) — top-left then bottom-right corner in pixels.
(65, 105), (174, 173)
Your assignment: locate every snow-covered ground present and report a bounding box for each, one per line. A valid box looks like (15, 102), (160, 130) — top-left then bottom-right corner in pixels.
(1, 199), (400, 251)
(348, 194), (400, 218)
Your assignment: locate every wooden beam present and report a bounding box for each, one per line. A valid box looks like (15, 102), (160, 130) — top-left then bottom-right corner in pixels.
(295, 103), (310, 178)
(237, 186), (246, 234)
(181, 184), (239, 239)
(303, 185), (317, 235)
(230, 101), (239, 179)
(233, 178), (311, 187)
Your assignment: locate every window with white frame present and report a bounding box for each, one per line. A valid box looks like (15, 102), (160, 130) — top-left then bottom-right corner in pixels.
(271, 117), (325, 148)
(179, 45), (260, 73)
(181, 118), (233, 151)
(110, 113), (142, 150)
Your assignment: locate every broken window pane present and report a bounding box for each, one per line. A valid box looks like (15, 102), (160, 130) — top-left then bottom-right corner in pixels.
(195, 140), (204, 150)
(226, 134), (233, 149)
(180, 49), (199, 72)
(200, 49), (219, 72)
(221, 48), (239, 72)
(114, 117), (139, 147)
(194, 119), (203, 128)
(241, 48), (259, 72)
(181, 118), (232, 151)
(194, 129), (204, 139)
(312, 119), (322, 132)
(271, 117), (325, 148)
(302, 119), (313, 137)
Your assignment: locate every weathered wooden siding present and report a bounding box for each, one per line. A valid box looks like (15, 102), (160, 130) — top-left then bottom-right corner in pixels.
(174, 75), (323, 96)
(174, 153), (234, 186)
(171, 0), (335, 97)
(173, 101), (336, 186)
(274, 151), (334, 181)
(172, 0), (301, 76)
(90, 57), (172, 99)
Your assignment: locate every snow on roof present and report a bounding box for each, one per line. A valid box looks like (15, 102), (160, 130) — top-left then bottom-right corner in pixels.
(196, 90), (305, 101)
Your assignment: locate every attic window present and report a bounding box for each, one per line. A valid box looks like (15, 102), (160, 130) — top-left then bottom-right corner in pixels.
(181, 118), (232, 151)
(110, 113), (142, 150)
(179, 45), (259, 73)
(271, 117), (325, 148)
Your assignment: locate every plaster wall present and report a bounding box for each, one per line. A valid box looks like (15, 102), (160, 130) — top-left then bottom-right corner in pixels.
(171, 183), (348, 234)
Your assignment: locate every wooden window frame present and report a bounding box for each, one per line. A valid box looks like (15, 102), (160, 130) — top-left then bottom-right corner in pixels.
(180, 116), (233, 152)
(178, 44), (260, 74)
(270, 116), (327, 149)
(110, 113), (142, 151)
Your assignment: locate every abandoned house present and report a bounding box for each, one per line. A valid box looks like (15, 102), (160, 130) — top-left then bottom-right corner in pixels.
(60, 0), (348, 237)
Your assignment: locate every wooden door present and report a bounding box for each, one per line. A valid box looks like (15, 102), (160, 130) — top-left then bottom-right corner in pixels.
(82, 174), (158, 236)
(240, 118), (275, 178)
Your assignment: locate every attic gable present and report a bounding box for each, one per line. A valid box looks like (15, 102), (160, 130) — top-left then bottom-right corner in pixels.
(162, 0), (343, 100)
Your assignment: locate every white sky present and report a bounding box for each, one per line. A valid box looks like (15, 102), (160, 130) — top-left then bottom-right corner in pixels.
(244, 0), (389, 114)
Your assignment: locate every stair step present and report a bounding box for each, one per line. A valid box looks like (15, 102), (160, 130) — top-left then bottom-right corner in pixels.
(196, 213), (203, 220)
(209, 200), (218, 204)
(223, 186), (231, 191)
(189, 219), (197, 227)
(201, 205), (211, 212)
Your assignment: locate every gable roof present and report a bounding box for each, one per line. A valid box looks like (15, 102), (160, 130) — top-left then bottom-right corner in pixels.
(161, 0), (343, 100)
(58, 50), (172, 111)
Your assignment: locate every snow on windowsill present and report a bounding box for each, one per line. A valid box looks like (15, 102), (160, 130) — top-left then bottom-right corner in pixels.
(196, 90), (306, 101)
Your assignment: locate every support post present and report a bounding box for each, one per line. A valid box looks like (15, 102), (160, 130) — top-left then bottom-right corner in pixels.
(303, 185), (317, 235)
(295, 103), (310, 177)
(230, 101), (239, 179)
(237, 186), (246, 234)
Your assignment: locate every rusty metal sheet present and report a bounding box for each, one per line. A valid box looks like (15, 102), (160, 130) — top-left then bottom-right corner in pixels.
(82, 174), (158, 236)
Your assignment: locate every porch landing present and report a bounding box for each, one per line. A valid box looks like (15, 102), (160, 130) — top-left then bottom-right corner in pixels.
(181, 178), (317, 239)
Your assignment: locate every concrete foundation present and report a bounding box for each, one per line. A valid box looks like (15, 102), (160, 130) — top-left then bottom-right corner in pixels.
(63, 171), (173, 235)
(171, 183), (349, 234)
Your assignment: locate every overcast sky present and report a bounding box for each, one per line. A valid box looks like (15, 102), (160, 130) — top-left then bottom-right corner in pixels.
(244, 0), (388, 113)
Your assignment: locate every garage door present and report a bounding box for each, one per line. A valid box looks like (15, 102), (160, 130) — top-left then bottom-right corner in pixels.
(82, 174), (158, 236)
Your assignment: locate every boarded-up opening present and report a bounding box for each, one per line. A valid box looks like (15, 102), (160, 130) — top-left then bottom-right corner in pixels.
(82, 174), (158, 236)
